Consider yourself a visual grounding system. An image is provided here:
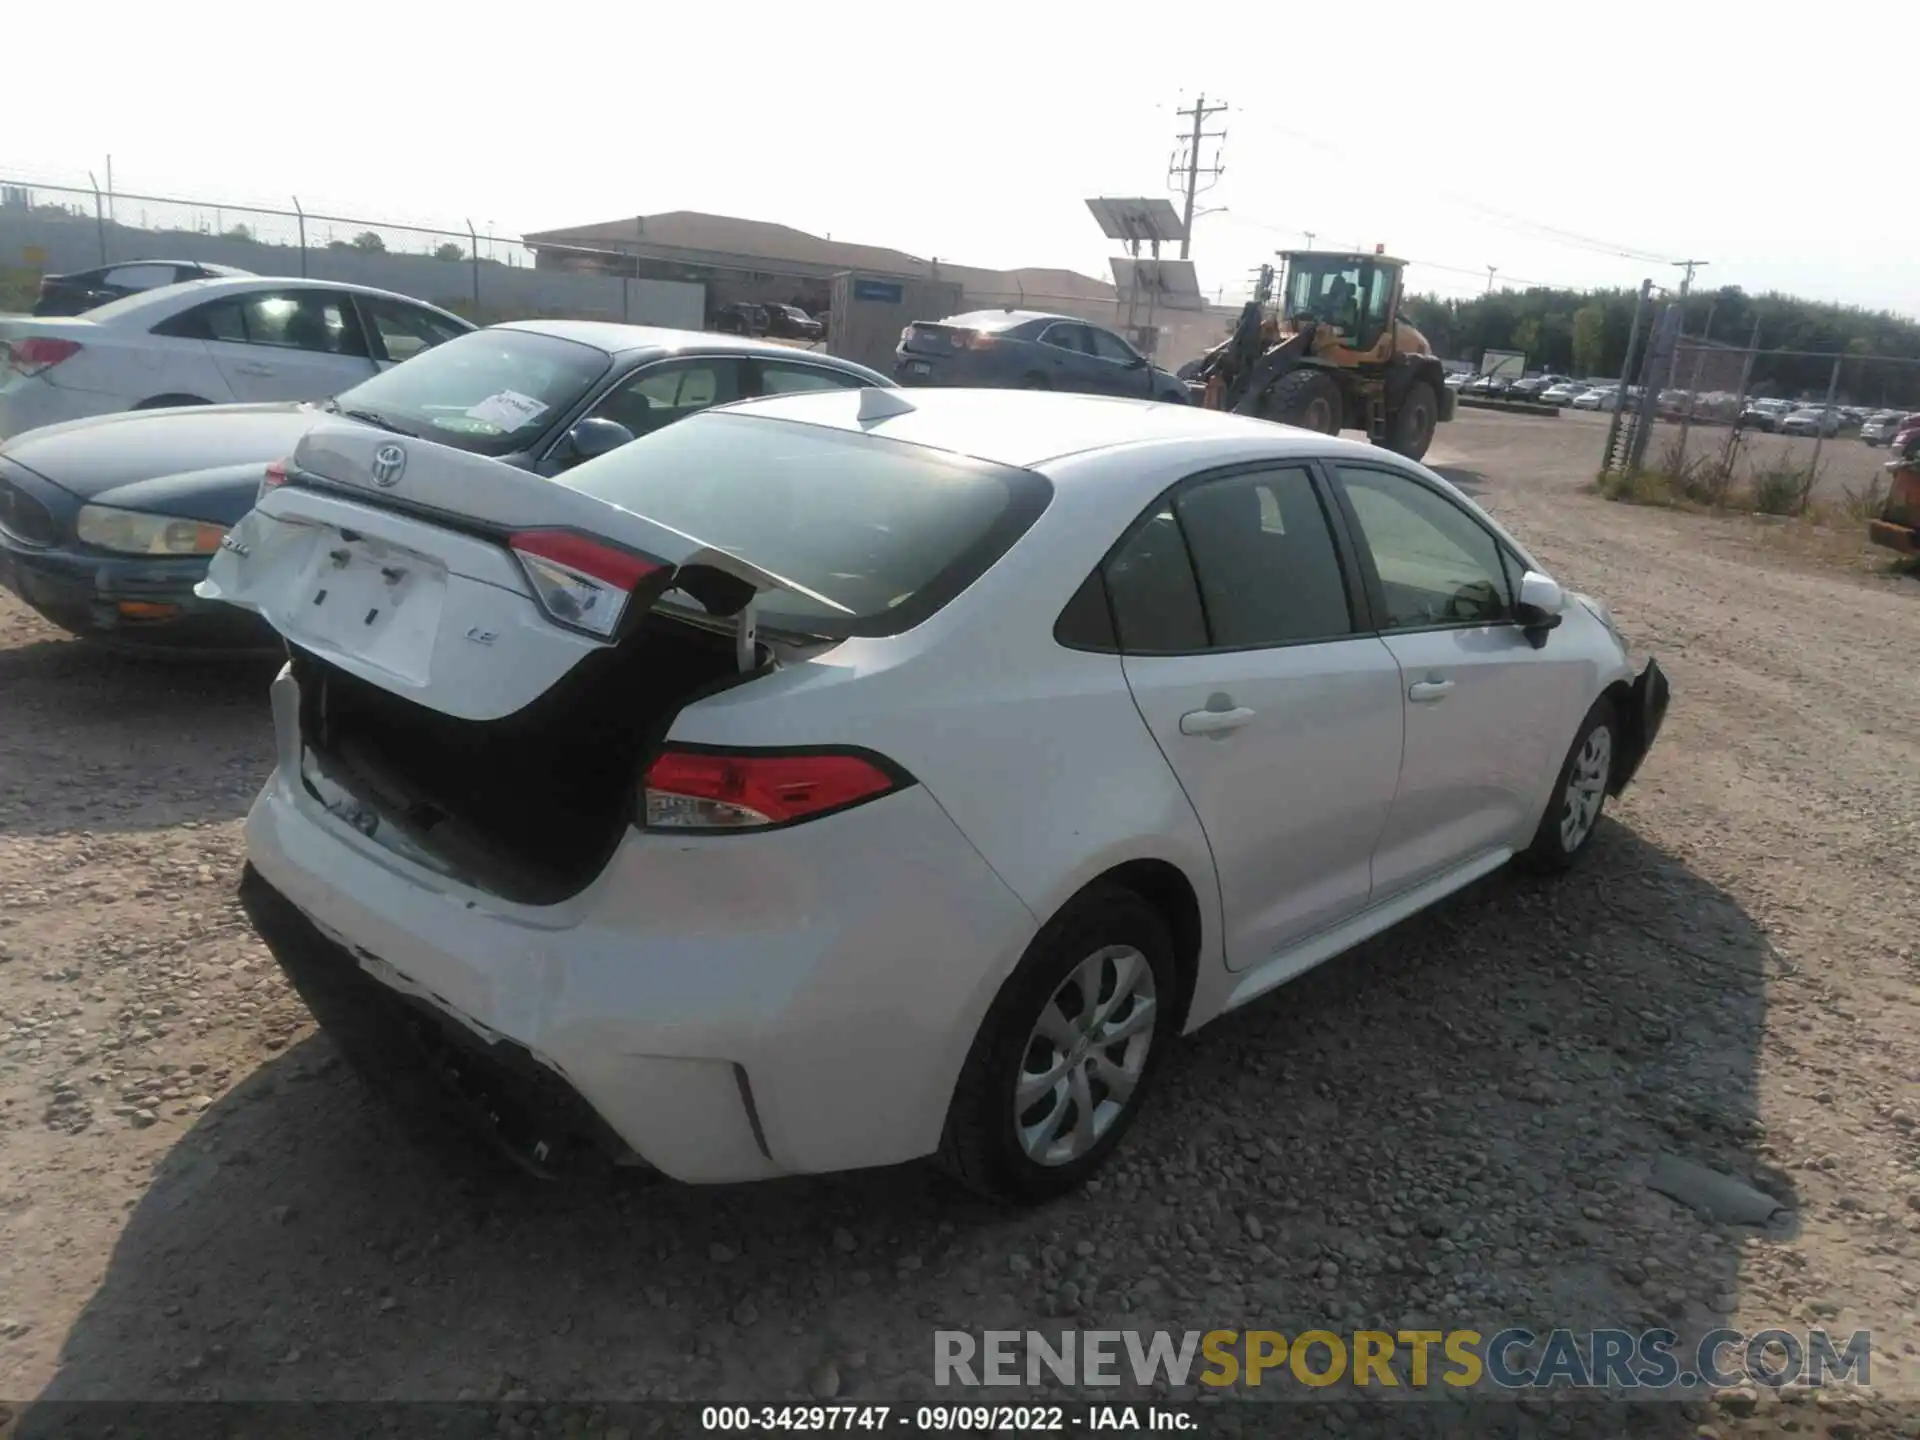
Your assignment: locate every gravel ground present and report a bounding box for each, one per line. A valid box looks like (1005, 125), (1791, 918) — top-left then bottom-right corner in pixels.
(1, 409), (1918, 1437)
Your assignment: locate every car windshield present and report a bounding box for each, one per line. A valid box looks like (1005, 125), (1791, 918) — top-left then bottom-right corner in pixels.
(327, 329), (613, 456)
(559, 411), (1053, 638)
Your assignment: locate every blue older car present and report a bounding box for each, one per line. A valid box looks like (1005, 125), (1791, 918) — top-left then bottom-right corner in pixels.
(894, 310), (1188, 403)
(0, 322), (889, 653)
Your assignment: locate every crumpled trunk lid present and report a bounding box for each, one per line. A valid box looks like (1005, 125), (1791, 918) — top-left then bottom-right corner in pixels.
(198, 420), (811, 722)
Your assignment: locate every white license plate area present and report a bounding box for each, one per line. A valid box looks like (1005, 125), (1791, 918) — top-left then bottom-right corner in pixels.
(906, 360), (931, 375)
(289, 535), (446, 685)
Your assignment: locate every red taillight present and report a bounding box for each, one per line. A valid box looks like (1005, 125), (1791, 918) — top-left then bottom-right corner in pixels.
(509, 529), (664, 639)
(966, 331), (997, 351)
(262, 459), (290, 490)
(6, 337), (83, 375)
(511, 529), (660, 589)
(640, 747), (904, 830)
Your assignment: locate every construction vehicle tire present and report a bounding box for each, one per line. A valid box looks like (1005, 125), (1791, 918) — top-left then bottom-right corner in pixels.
(1387, 380), (1439, 461)
(1263, 369), (1342, 435)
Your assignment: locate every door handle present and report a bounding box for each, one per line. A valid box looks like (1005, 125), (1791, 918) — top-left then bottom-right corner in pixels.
(1408, 679), (1455, 703)
(233, 362), (276, 376)
(1179, 705), (1256, 736)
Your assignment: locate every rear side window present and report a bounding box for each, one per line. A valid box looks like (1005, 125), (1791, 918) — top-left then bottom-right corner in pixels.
(1173, 466), (1354, 645)
(1103, 506), (1207, 652)
(560, 412), (1052, 638)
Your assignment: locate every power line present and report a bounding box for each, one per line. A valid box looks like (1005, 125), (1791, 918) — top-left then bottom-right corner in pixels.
(1168, 95), (1227, 263)
(1239, 119), (1681, 265)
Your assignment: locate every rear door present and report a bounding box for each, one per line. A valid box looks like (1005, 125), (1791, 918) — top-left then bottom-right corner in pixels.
(1109, 462), (1405, 969)
(353, 295), (473, 370)
(1034, 322), (1099, 393)
(200, 289), (382, 401)
(1326, 460), (1569, 896)
(1084, 324), (1153, 397)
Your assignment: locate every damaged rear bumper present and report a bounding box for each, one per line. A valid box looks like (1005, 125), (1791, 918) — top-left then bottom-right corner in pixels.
(1609, 657), (1670, 795)
(239, 863), (643, 1179)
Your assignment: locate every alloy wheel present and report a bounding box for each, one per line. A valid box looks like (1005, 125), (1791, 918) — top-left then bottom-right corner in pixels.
(1559, 726), (1612, 852)
(1014, 945), (1157, 1167)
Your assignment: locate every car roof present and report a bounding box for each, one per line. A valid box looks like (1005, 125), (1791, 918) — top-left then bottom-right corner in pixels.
(938, 309), (1073, 331)
(66, 257), (247, 273)
(491, 319), (875, 367)
(81, 274), (470, 324)
(714, 386), (1392, 471)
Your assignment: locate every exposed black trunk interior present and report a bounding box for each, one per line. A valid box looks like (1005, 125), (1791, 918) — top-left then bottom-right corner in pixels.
(290, 614), (749, 905)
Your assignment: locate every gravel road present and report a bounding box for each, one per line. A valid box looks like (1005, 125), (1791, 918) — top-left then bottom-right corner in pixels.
(2, 410), (1917, 1437)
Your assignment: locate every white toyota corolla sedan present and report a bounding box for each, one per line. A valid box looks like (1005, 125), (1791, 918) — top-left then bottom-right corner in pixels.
(201, 387), (1668, 1204)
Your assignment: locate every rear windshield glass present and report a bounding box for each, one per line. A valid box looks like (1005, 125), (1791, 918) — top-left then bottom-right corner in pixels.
(560, 411), (1052, 638)
(327, 330), (612, 456)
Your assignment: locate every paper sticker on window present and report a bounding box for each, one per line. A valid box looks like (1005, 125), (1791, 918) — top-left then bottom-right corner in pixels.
(464, 390), (549, 431)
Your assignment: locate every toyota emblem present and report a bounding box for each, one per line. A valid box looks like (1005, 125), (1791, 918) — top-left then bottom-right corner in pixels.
(370, 443), (408, 488)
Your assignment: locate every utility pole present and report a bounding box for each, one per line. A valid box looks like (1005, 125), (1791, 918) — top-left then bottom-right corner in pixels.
(1169, 94), (1227, 261)
(1663, 259), (1710, 395)
(1303, 230), (1316, 250)
(1485, 265), (1498, 295)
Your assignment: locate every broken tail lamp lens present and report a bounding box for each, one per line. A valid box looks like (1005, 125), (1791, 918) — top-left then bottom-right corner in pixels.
(641, 748), (901, 830)
(509, 529), (662, 639)
(257, 458), (291, 504)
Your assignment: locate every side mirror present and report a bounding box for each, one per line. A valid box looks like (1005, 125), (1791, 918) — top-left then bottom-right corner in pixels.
(1515, 570), (1565, 648)
(561, 416), (635, 465)
(1128, 353), (1148, 369)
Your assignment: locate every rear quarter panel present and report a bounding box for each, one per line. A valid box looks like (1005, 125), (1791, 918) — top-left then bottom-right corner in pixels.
(666, 441), (1246, 1045)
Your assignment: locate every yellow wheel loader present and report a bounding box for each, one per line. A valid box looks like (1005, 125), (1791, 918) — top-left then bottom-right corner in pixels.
(1191, 249), (1454, 461)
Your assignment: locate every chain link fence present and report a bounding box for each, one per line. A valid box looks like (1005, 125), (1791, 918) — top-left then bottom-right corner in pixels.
(0, 177), (703, 327)
(1600, 300), (1920, 518)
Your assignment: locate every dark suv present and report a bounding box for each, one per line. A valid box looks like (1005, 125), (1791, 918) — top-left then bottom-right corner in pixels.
(764, 303), (824, 341)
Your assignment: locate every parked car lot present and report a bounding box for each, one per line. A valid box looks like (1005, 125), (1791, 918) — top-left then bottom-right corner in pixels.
(31, 260), (255, 317)
(1861, 409), (1911, 444)
(0, 277), (475, 439)
(895, 310), (1188, 403)
(3, 403), (1916, 1417)
(201, 390), (1663, 1199)
(1780, 406), (1841, 438)
(0, 323), (887, 652)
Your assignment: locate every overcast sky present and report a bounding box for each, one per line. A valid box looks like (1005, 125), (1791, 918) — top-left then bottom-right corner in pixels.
(9, 0), (1912, 318)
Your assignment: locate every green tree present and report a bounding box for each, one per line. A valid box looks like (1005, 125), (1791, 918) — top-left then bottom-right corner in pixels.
(223, 223), (255, 242)
(432, 241), (464, 263)
(349, 230), (387, 254)
(1572, 306), (1607, 376)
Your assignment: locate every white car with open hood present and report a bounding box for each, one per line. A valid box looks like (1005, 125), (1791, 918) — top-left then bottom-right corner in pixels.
(203, 387), (1668, 1204)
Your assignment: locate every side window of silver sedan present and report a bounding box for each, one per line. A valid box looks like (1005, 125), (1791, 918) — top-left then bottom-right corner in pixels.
(1335, 465), (1512, 630)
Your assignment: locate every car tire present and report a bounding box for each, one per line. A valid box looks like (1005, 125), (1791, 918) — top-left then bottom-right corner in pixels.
(936, 886), (1176, 1205)
(1020, 373), (1051, 389)
(1387, 379), (1439, 460)
(1261, 368), (1342, 434)
(1518, 695), (1619, 874)
(132, 394), (211, 410)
